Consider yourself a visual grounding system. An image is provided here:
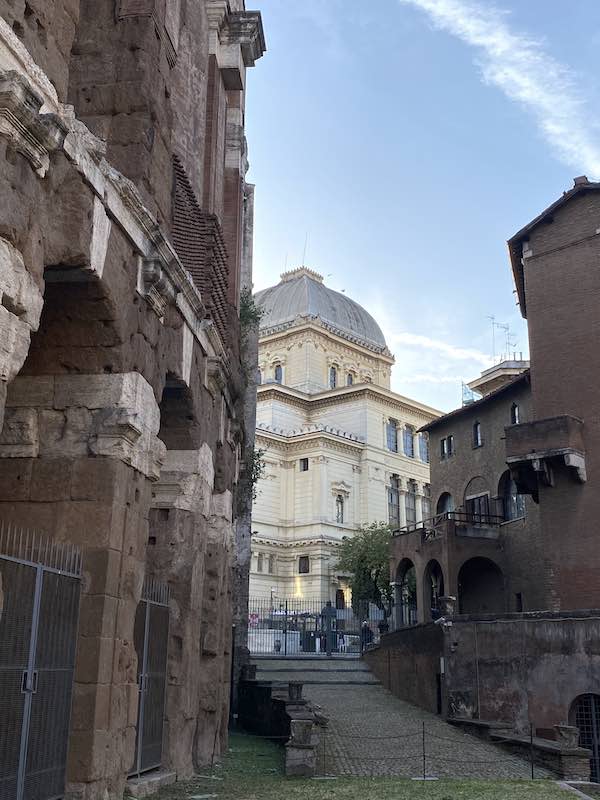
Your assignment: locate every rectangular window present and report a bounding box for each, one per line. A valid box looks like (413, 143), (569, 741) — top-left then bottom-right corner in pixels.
(386, 419), (398, 452)
(473, 422), (482, 448)
(298, 556), (310, 574)
(257, 553), (263, 573)
(299, 458), (309, 472)
(268, 555), (275, 574)
(405, 480), (417, 526)
(403, 426), (415, 458)
(440, 438), (447, 459)
(465, 494), (490, 522)
(422, 484), (431, 519)
(419, 433), (429, 463)
(447, 435), (454, 456)
(388, 476), (400, 527)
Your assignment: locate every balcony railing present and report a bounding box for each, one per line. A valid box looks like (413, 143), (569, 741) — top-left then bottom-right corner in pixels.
(393, 511), (504, 538)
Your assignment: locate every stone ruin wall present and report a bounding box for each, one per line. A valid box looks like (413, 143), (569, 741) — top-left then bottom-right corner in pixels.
(0, 1), (264, 798)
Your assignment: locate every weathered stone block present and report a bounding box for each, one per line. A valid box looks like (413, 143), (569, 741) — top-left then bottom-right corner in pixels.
(30, 457), (72, 500)
(74, 636), (114, 685)
(0, 458), (32, 499)
(5, 375), (54, 407)
(82, 547), (122, 597)
(38, 407), (91, 457)
(70, 456), (120, 501)
(71, 682), (111, 732)
(67, 728), (109, 782)
(79, 593), (119, 639)
(0, 406), (38, 456)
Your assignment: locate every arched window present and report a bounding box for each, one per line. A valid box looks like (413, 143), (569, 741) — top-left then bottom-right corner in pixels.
(336, 494), (344, 523)
(274, 364), (282, 383)
(498, 470), (526, 521)
(395, 559), (417, 627)
(473, 421), (482, 447)
(346, 372), (353, 386)
(329, 366), (337, 389)
(423, 560), (445, 620)
(511, 403), (520, 424)
(436, 492), (455, 514)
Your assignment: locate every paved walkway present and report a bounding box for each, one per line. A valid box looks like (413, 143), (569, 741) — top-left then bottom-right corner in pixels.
(303, 682), (551, 779)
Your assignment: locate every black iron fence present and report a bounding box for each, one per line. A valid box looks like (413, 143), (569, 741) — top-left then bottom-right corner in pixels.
(248, 598), (387, 657)
(0, 521), (82, 800)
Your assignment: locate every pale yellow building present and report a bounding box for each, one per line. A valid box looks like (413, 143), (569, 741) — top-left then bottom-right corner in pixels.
(250, 267), (440, 603)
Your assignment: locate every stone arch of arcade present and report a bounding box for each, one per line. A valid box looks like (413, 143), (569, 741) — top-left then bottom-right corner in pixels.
(422, 559), (445, 622)
(457, 557), (506, 615)
(0, 151), (240, 795)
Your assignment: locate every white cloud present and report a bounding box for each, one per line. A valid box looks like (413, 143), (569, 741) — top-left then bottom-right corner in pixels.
(399, 0), (600, 178)
(387, 330), (493, 367)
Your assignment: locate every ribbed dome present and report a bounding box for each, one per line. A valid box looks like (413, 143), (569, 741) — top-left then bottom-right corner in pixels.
(255, 268), (388, 352)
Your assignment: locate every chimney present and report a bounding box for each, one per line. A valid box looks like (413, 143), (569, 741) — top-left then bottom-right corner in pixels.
(574, 176), (589, 186)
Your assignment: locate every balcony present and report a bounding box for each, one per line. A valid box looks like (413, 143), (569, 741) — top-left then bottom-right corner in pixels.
(505, 415), (586, 489)
(394, 511), (503, 543)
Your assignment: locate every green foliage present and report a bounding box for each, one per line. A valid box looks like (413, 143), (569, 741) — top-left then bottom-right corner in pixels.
(239, 287), (264, 331)
(247, 447), (266, 502)
(335, 522), (394, 615)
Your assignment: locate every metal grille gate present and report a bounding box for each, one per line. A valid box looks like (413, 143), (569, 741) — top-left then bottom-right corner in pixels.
(130, 577), (170, 778)
(0, 523), (82, 800)
(573, 693), (600, 782)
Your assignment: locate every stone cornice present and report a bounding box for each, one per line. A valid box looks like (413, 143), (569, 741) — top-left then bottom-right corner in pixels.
(0, 70), (67, 176)
(257, 382), (441, 423)
(259, 319), (394, 361)
(255, 430), (364, 457)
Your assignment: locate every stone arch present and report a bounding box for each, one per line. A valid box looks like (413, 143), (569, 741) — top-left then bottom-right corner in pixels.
(158, 374), (201, 450)
(436, 491), (455, 514)
(423, 559), (445, 621)
(395, 558), (417, 626)
(569, 694), (600, 782)
(458, 557), (505, 614)
(463, 476), (490, 520)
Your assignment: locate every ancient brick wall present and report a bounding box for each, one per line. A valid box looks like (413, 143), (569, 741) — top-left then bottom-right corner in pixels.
(519, 190), (600, 610)
(0, 3), (264, 798)
(363, 625), (444, 714)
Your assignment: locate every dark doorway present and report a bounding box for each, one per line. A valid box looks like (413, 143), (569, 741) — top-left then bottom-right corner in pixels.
(457, 557), (505, 614)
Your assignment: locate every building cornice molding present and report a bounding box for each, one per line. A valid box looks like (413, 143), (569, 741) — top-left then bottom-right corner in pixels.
(257, 382), (440, 422)
(259, 319), (394, 361)
(255, 430), (364, 456)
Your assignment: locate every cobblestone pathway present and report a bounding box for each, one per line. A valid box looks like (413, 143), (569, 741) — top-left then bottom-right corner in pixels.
(304, 683), (551, 780)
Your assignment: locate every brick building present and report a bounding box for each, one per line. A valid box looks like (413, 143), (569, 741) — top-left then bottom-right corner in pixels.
(0, 2), (264, 799)
(375, 179), (600, 780)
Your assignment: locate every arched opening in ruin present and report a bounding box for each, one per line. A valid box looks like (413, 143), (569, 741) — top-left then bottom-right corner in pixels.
(436, 492), (454, 514)
(423, 559), (444, 621)
(458, 557), (505, 614)
(463, 476), (490, 522)
(570, 694), (600, 782)
(158, 374), (200, 450)
(395, 558), (417, 626)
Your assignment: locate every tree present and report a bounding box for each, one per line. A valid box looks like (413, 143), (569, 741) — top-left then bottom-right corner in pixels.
(335, 522), (394, 616)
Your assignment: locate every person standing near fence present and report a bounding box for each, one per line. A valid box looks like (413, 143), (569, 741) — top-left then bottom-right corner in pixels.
(321, 601), (337, 656)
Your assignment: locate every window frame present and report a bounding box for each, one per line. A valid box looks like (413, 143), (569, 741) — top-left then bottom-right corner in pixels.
(388, 475), (401, 527)
(299, 458), (309, 472)
(405, 480), (417, 526)
(403, 425), (415, 458)
(473, 421), (482, 448)
(274, 363), (283, 384)
(329, 365), (337, 389)
(298, 555), (310, 575)
(386, 418), (399, 452)
(335, 494), (344, 524)
(511, 403), (520, 425)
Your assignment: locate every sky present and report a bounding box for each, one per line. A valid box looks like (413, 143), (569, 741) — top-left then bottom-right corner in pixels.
(245, 0), (600, 411)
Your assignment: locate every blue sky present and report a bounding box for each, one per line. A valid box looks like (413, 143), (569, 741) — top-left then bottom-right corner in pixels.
(245, 0), (600, 411)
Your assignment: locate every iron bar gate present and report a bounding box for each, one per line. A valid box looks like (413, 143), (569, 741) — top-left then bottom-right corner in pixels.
(247, 597), (384, 656)
(130, 577), (170, 778)
(573, 694), (600, 782)
(0, 522), (82, 800)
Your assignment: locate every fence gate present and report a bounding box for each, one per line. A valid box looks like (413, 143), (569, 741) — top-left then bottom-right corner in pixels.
(130, 578), (170, 778)
(573, 694), (600, 782)
(0, 523), (82, 800)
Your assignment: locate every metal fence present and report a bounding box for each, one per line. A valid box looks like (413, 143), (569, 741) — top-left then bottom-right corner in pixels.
(248, 598), (386, 656)
(0, 522), (82, 800)
(130, 577), (170, 778)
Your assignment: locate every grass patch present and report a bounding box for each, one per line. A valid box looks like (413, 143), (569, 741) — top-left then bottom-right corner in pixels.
(156, 732), (575, 800)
